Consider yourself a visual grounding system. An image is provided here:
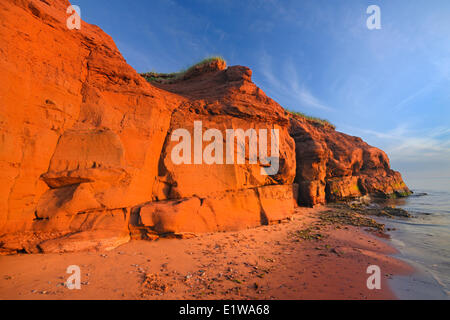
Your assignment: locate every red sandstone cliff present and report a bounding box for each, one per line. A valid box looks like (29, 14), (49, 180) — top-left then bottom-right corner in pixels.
(0, 0), (410, 254)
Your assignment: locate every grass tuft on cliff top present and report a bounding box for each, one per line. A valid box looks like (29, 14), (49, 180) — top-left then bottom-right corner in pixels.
(286, 109), (336, 130)
(140, 56), (225, 84)
(140, 57), (335, 131)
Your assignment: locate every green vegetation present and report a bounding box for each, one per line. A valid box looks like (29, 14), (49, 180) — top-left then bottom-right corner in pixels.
(141, 58), (334, 131)
(388, 190), (413, 199)
(319, 209), (385, 232)
(286, 109), (336, 130)
(140, 56), (225, 84)
(288, 227), (326, 241)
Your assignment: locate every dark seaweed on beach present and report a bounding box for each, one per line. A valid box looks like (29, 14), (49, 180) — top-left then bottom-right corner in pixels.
(318, 209), (385, 232)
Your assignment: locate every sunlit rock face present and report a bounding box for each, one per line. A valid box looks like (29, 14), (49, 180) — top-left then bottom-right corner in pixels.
(0, 0), (409, 254)
(289, 116), (410, 207)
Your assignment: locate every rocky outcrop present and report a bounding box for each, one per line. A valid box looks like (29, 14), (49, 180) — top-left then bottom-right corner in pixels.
(0, 0), (179, 252)
(133, 184), (297, 237)
(289, 116), (411, 206)
(0, 0), (409, 254)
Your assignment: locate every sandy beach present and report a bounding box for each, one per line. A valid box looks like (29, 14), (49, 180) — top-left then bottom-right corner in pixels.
(0, 205), (413, 300)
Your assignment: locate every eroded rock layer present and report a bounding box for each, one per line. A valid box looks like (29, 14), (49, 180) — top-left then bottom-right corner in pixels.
(289, 116), (410, 207)
(0, 0), (410, 253)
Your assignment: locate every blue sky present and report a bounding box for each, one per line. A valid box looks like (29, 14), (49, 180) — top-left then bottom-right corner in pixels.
(75, 0), (450, 190)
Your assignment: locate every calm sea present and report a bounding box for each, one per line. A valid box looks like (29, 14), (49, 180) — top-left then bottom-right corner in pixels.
(376, 177), (450, 299)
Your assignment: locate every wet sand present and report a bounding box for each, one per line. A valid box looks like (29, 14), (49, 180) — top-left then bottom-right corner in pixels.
(0, 205), (413, 300)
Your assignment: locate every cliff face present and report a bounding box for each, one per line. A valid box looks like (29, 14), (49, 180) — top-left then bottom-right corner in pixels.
(289, 117), (410, 206)
(0, 0), (410, 253)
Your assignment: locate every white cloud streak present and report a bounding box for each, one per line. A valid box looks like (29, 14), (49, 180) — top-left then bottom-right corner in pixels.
(259, 53), (332, 112)
(343, 123), (450, 163)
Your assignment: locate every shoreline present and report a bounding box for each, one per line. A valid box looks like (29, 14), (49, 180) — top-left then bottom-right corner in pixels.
(377, 217), (450, 300)
(0, 205), (413, 300)
(367, 189), (450, 300)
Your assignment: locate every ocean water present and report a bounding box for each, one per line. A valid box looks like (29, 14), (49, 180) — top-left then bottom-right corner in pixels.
(376, 178), (450, 299)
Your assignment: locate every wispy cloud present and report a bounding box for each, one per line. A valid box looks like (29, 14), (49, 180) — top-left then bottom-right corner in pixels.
(392, 81), (437, 111)
(291, 81), (332, 111)
(259, 53), (332, 111)
(342, 123), (450, 163)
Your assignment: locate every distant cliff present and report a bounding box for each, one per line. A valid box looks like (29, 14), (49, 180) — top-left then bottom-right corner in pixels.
(0, 0), (410, 254)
